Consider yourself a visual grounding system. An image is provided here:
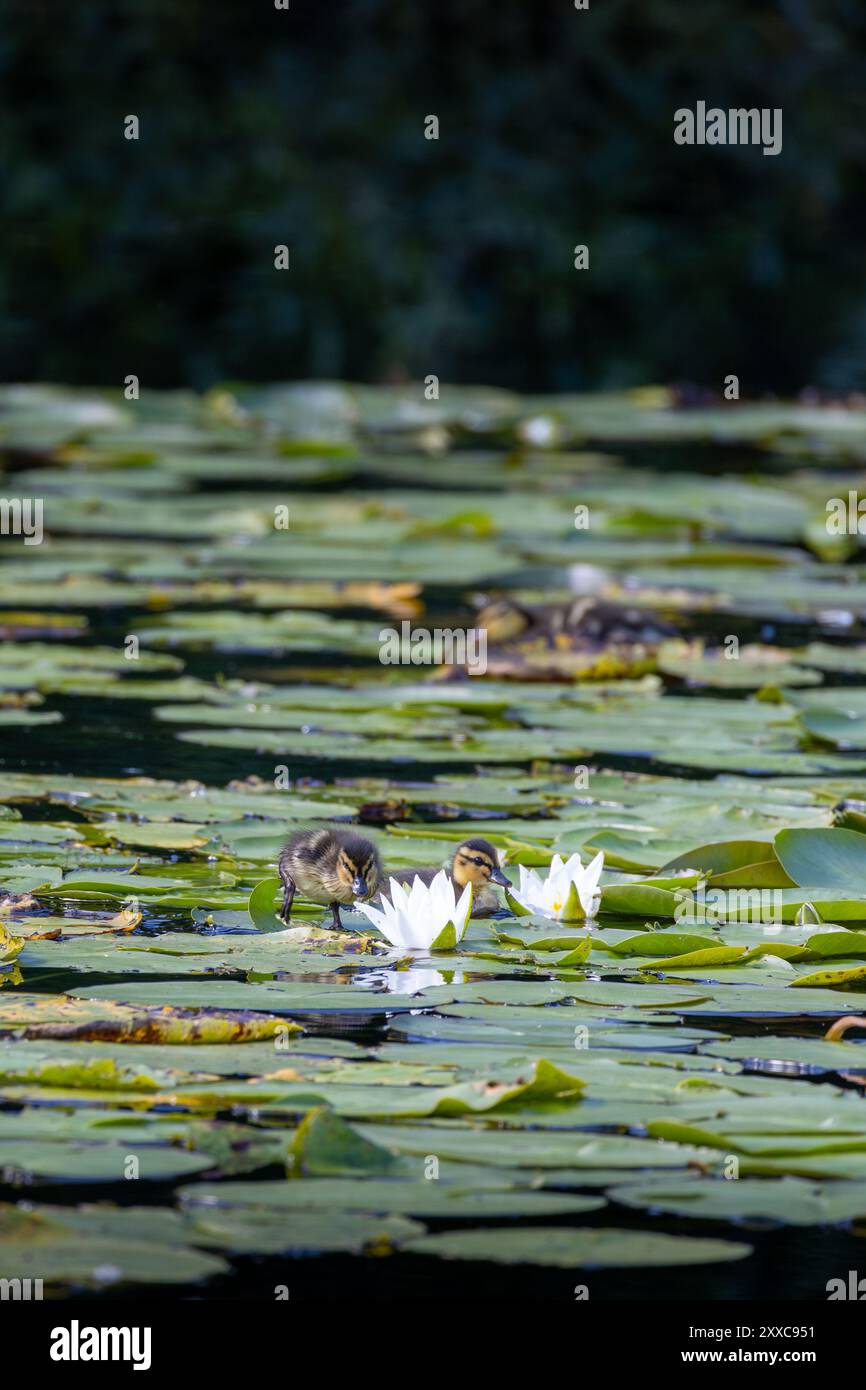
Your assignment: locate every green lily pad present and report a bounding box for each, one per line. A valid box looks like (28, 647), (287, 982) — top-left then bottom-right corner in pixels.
(610, 1175), (866, 1226)
(189, 1207), (424, 1255)
(180, 1177), (605, 1220)
(0, 1231), (227, 1288)
(404, 1227), (752, 1268)
(775, 828), (866, 893)
(289, 1107), (407, 1176)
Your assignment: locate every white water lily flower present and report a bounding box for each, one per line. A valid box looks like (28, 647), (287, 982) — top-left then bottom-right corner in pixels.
(354, 870), (472, 950)
(507, 851), (604, 922)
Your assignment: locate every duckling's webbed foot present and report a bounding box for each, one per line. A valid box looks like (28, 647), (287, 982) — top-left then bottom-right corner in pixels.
(327, 901), (343, 930)
(278, 872), (296, 925)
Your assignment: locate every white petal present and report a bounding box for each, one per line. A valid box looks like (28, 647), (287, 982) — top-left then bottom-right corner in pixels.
(577, 851), (605, 917)
(430, 869), (454, 914)
(356, 899), (404, 947)
(380, 918), (412, 949)
(388, 877), (412, 917)
(453, 882), (473, 937)
(562, 852), (585, 881)
(354, 901), (387, 931)
(407, 874), (430, 918)
(517, 866), (545, 909)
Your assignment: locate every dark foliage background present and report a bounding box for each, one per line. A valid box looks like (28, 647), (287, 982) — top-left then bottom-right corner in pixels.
(4, 0), (866, 392)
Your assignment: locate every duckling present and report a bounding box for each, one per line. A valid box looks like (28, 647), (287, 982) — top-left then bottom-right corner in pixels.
(391, 837), (510, 917)
(278, 827), (382, 929)
(469, 595), (678, 681)
(478, 595), (676, 647)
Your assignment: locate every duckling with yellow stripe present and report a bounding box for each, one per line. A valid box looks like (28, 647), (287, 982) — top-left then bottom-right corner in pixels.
(390, 837), (509, 917)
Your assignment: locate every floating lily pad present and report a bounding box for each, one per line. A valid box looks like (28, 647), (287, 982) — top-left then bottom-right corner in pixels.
(404, 1227), (752, 1268)
(610, 1175), (866, 1226)
(180, 1177), (604, 1220)
(0, 1231), (227, 1288)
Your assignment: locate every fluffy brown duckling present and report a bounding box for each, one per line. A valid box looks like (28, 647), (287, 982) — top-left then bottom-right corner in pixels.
(391, 837), (509, 917)
(278, 827), (382, 929)
(464, 595), (678, 681)
(479, 596), (677, 647)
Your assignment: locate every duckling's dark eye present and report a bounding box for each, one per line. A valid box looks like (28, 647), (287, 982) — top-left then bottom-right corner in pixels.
(473, 857), (485, 866)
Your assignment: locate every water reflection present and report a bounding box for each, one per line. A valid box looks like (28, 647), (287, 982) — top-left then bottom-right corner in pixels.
(357, 963), (453, 994)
